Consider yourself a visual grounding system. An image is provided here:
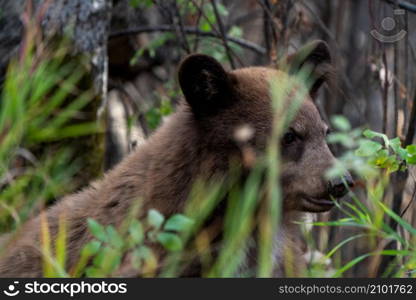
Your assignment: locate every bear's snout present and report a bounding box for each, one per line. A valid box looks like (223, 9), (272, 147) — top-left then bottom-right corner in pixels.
(328, 172), (354, 199)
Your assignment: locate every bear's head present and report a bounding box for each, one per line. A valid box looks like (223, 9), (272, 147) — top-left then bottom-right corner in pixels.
(177, 41), (353, 213)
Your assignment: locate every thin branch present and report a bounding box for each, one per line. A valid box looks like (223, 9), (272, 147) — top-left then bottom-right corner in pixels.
(298, 0), (339, 47)
(189, 0), (244, 66)
(382, 50), (389, 135)
(110, 25), (266, 55)
(404, 7), (409, 125)
(404, 18), (416, 146)
(210, 0), (236, 68)
(172, 0), (192, 54)
(257, 0), (278, 63)
(405, 87), (416, 146)
(400, 184), (416, 218)
(393, 7), (399, 136)
(192, 0), (205, 52)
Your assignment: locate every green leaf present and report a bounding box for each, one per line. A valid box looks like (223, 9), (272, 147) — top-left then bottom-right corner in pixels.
(363, 129), (389, 146)
(129, 0), (152, 8)
(145, 107), (162, 130)
(129, 220), (144, 245)
(147, 209), (165, 229)
(389, 137), (401, 151)
(368, 149), (388, 166)
(131, 250), (143, 269)
(156, 232), (183, 252)
(327, 132), (354, 148)
(91, 247), (121, 274)
(164, 214), (194, 233)
(129, 0), (140, 8)
(216, 3), (229, 16)
(363, 129), (382, 139)
(355, 140), (382, 157)
(407, 145), (416, 154)
(389, 137), (407, 160)
(378, 249), (411, 256)
(85, 266), (105, 278)
(131, 245), (152, 269)
(106, 225), (124, 249)
(228, 26), (243, 38)
(331, 116), (351, 131)
(333, 253), (372, 277)
(159, 100), (173, 116)
(406, 145), (416, 164)
(87, 219), (108, 242)
(135, 245), (152, 260)
(378, 201), (416, 236)
(386, 156), (400, 172)
(81, 240), (101, 257)
(325, 234), (367, 259)
(199, 22), (212, 32)
(92, 247), (109, 266)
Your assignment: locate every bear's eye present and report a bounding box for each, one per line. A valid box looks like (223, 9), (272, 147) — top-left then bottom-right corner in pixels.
(282, 131), (298, 146)
(325, 128), (332, 136)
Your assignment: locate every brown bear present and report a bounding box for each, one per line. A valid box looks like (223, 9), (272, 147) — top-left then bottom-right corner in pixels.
(0, 40), (353, 277)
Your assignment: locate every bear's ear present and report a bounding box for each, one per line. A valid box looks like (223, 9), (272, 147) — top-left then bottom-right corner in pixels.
(178, 54), (232, 117)
(284, 40), (332, 98)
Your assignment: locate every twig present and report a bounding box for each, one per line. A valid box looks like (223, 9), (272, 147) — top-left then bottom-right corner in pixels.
(192, 0), (205, 52)
(405, 87), (416, 146)
(189, 0), (244, 67)
(403, 11), (416, 146)
(400, 184), (416, 218)
(382, 51), (389, 135)
(404, 8), (409, 127)
(257, 0), (278, 63)
(210, 0), (236, 68)
(110, 25), (266, 55)
(172, 0), (192, 54)
(298, 0), (339, 48)
(393, 8), (399, 137)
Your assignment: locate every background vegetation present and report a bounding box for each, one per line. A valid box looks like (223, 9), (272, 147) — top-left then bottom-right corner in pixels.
(0, 0), (415, 277)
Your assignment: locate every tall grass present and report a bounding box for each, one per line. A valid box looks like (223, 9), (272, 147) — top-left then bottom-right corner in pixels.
(0, 20), (97, 239)
(1, 21), (415, 278)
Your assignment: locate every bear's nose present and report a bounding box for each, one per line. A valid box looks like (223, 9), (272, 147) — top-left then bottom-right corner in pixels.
(328, 173), (354, 199)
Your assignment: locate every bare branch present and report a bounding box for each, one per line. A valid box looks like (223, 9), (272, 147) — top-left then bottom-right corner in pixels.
(257, 0), (278, 63)
(210, 0), (236, 68)
(172, 0), (192, 54)
(189, 0), (244, 66)
(110, 25), (266, 55)
(405, 89), (416, 146)
(192, 0), (205, 52)
(298, 0), (339, 47)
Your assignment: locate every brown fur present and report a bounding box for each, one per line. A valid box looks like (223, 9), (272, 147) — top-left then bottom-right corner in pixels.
(0, 41), (352, 277)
